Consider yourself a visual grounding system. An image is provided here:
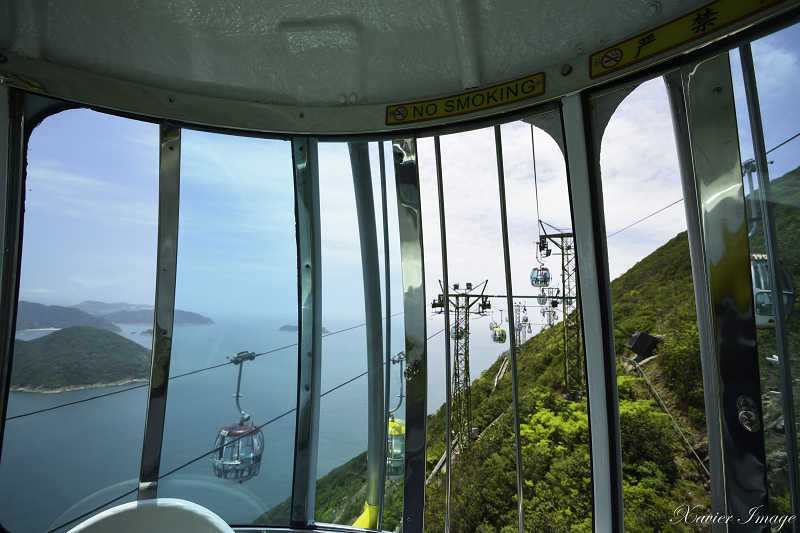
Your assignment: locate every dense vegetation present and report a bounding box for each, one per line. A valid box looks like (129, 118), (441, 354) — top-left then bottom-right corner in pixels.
(11, 326), (150, 391)
(422, 229), (709, 533)
(16, 301), (121, 332)
(258, 167), (800, 531)
(256, 451), (404, 530)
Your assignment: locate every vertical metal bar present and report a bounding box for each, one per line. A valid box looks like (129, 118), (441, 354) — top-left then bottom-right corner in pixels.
(493, 125), (525, 533)
(379, 141), (391, 530)
(348, 142), (385, 525)
(290, 137), (322, 527)
(0, 87), (24, 458)
(393, 137), (426, 533)
(433, 136), (453, 533)
(741, 43), (800, 528)
(138, 124), (181, 500)
(664, 71), (729, 530)
(561, 93), (623, 532)
(680, 52), (768, 530)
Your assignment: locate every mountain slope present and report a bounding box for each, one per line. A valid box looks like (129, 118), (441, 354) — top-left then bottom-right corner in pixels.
(11, 326), (150, 391)
(16, 301), (121, 332)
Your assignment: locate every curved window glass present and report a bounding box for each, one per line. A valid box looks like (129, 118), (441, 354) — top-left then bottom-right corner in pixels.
(0, 109), (159, 532)
(157, 130), (297, 527)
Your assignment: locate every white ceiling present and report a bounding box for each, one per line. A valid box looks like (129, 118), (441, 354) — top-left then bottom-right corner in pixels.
(0, 0), (790, 133)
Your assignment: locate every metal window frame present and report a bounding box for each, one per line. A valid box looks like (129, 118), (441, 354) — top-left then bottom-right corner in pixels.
(739, 43), (800, 523)
(493, 125), (527, 533)
(348, 141), (387, 524)
(138, 124), (181, 500)
(290, 136), (323, 527)
(0, 86), (22, 463)
(392, 137), (426, 533)
(561, 92), (624, 532)
(670, 51), (769, 529)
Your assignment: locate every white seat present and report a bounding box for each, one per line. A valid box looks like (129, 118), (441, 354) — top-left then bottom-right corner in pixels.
(66, 498), (235, 533)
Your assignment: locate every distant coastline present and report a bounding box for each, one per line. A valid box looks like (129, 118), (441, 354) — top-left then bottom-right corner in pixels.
(279, 324), (331, 334)
(10, 377), (148, 394)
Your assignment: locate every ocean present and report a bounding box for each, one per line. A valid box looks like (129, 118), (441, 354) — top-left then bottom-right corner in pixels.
(0, 314), (510, 532)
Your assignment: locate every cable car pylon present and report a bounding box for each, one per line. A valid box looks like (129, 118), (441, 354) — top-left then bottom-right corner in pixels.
(433, 282), (543, 451)
(432, 281), (491, 451)
(538, 221), (584, 400)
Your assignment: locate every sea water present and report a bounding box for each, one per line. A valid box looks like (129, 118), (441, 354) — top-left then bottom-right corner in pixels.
(0, 313), (509, 532)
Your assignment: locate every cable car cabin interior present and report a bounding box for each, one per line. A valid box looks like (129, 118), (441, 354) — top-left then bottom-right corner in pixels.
(3, 1), (800, 532)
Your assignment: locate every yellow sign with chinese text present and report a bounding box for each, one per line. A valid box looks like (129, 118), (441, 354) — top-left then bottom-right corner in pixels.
(590, 0), (789, 78)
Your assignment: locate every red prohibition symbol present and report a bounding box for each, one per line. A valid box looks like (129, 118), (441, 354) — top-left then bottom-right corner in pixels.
(601, 49), (623, 68)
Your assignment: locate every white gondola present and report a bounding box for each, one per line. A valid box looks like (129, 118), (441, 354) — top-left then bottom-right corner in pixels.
(386, 418), (406, 481)
(751, 253), (795, 328)
(210, 351), (264, 483)
(530, 267), (551, 287)
(210, 422), (264, 483)
(450, 325), (465, 339)
(538, 291), (547, 305)
(491, 328), (507, 343)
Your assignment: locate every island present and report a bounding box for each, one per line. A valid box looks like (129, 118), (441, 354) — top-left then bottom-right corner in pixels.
(16, 301), (215, 333)
(279, 324), (331, 334)
(16, 301), (121, 332)
(11, 326), (151, 392)
(72, 301), (214, 325)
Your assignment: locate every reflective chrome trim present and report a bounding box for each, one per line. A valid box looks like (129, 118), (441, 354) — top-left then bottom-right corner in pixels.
(138, 124), (181, 500)
(290, 137), (322, 527)
(493, 125), (526, 533)
(348, 142), (386, 514)
(0, 86), (23, 457)
(663, 70), (729, 525)
(740, 43), (800, 521)
(433, 136), (453, 533)
(379, 140), (391, 529)
(681, 52), (768, 520)
(393, 137), (426, 533)
(561, 93), (623, 532)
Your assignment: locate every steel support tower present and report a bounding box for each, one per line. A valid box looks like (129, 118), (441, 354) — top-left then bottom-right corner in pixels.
(432, 281), (491, 450)
(540, 230), (584, 399)
(512, 301), (527, 347)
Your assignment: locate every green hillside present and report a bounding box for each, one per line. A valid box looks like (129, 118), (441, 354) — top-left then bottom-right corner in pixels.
(11, 326), (150, 391)
(423, 233), (708, 533)
(16, 301), (121, 332)
(257, 166), (800, 532)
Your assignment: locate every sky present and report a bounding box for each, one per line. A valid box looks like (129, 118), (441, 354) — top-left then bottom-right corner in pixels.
(16, 22), (800, 406)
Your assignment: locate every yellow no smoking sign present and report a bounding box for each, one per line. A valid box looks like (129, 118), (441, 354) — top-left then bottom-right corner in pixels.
(386, 72), (545, 126)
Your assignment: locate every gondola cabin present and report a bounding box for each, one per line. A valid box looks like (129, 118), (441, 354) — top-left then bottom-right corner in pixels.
(386, 418), (406, 481)
(538, 292), (547, 305)
(210, 421), (264, 483)
(491, 328), (507, 344)
(449, 325), (465, 340)
(751, 253), (795, 328)
(530, 267), (551, 287)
